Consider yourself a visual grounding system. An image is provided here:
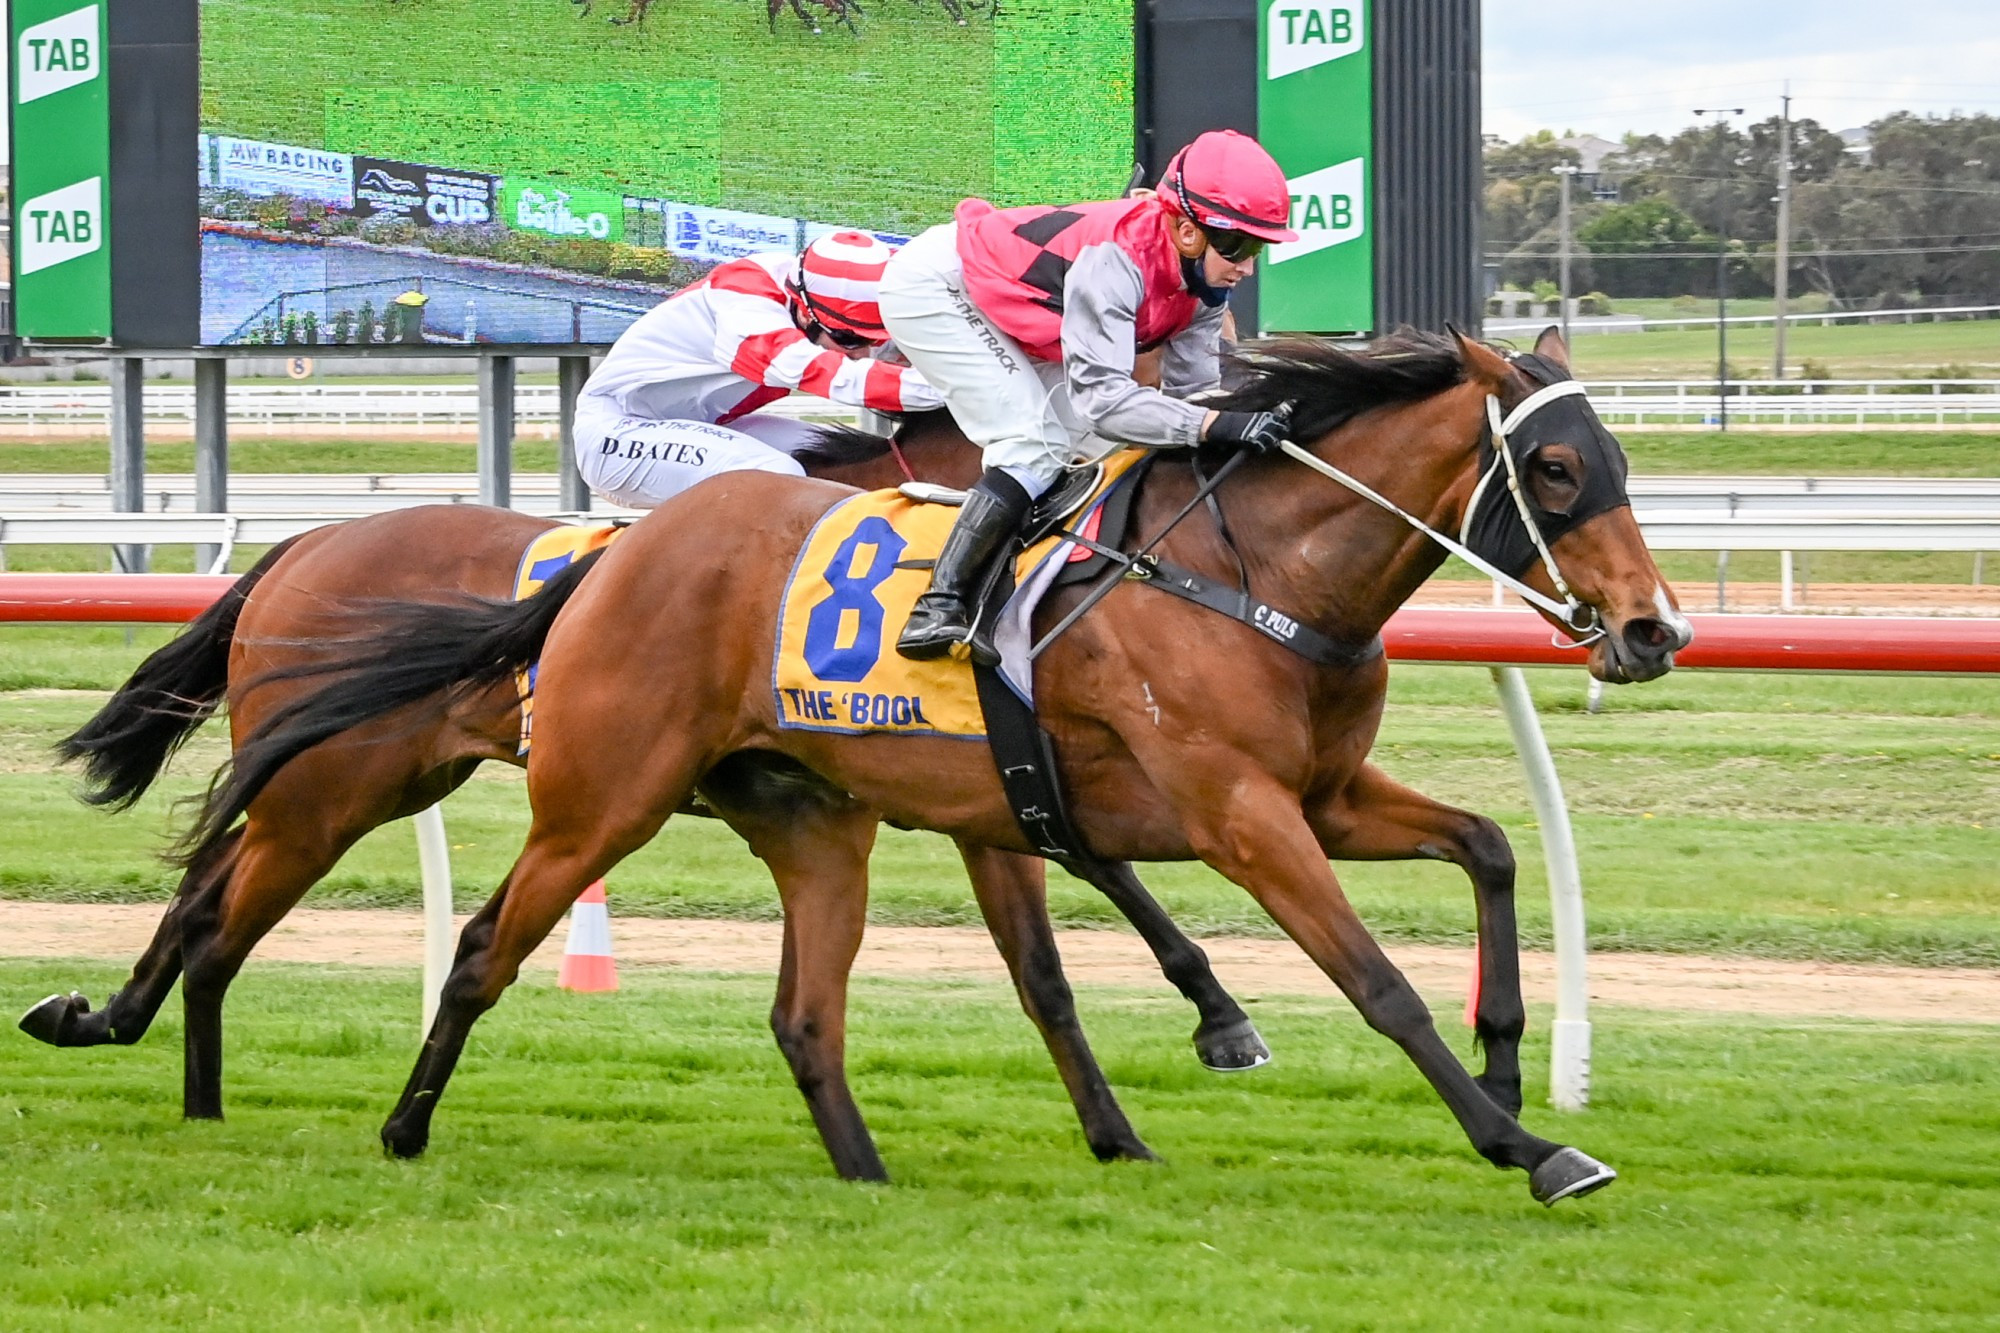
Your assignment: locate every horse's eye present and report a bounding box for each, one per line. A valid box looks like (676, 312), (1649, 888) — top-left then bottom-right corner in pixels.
(1539, 460), (1569, 481)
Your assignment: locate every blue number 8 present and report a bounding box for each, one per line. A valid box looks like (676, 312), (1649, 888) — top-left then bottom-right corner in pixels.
(803, 516), (908, 682)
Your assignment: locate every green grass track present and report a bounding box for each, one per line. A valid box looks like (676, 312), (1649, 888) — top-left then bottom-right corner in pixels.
(4, 961), (1998, 1329)
(0, 640), (1992, 966)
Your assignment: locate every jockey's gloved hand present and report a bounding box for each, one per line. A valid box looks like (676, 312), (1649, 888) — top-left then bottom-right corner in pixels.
(1205, 403), (1292, 454)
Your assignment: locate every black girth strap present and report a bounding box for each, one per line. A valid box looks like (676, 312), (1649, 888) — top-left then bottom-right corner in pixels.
(972, 664), (1096, 869)
(1124, 556), (1384, 669)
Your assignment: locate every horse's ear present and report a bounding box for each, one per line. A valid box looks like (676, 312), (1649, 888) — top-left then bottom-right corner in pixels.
(1532, 324), (1572, 373)
(1451, 326), (1513, 386)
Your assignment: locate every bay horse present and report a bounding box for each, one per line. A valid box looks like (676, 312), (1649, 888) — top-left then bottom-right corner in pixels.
(182, 328), (1690, 1204)
(24, 409), (1269, 1124)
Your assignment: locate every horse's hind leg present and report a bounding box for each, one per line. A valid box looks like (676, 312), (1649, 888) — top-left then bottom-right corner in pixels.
(1075, 860), (1270, 1072)
(177, 808), (366, 1119)
(379, 767), (679, 1159)
(701, 756), (885, 1180)
(1309, 763), (1526, 1115)
(960, 845), (1153, 1162)
(17, 828), (244, 1050)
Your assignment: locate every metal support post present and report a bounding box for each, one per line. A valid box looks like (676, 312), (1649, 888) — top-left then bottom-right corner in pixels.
(108, 356), (149, 573)
(1553, 164), (1580, 349)
(1773, 90), (1795, 380)
(193, 358), (229, 574)
(478, 354), (516, 509)
(1491, 666), (1591, 1111)
(1780, 549), (1795, 611)
(557, 355), (591, 513)
(415, 804), (454, 1034)
(1716, 549), (1730, 612)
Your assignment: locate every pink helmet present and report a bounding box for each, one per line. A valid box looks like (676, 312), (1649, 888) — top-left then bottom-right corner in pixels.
(1160, 130), (1299, 244)
(794, 230), (893, 342)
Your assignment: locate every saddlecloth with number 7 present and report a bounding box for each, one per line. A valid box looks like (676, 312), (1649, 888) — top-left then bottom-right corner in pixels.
(774, 453), (1147, 739)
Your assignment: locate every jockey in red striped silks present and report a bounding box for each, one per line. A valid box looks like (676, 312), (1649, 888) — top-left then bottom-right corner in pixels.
(877, 130), (1301, 661)
(574, 230), (943, 510)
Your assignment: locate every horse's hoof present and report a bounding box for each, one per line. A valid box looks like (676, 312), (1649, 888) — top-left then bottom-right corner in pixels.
(1195, 1017), (1271, 1072)
(380, 1124), (429, 1160)
(18, 992), (87, 1046)
(1530, 1146), (1617, 1206)
(1090, 1137), (1159, 1163)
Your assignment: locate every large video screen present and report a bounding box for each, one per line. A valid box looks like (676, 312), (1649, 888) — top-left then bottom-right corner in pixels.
(197, 0), (1132, 347)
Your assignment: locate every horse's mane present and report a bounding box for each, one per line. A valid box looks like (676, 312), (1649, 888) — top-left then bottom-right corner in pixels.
(1208, 327), (1468, 442)
(791, 407), (958, 470)
(794, 422), (893, 469)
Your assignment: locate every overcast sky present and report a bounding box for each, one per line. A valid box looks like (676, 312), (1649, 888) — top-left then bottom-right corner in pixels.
(1483, 0), (2000, 141)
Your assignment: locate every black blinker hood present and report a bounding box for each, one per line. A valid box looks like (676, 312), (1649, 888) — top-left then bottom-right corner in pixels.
(1461, 354), (1633, 579)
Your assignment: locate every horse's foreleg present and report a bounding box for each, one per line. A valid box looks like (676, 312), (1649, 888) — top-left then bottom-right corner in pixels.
(1073, 859), (1269, 1072)
(1309, 763), (1526, 1115)
(1168, 768), (1611, 1205)
(960, 846), (1153, 1162)
(17, 829), (245, 1051)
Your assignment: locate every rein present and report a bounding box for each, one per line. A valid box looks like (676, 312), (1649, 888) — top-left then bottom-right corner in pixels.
(1279, 381), (1607, 644)
(1028, 374), (1611, 666)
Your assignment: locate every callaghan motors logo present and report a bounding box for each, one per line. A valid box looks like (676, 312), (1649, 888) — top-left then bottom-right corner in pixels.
(19, 178), (104, 276)
(16, 4), (101, 103)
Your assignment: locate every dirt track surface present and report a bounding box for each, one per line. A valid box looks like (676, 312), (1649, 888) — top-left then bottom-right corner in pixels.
(6, 901), (1997, 1025)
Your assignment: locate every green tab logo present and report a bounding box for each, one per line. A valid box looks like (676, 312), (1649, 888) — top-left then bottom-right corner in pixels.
(1266, 4), (1365, 80)
(1269, 158), (1366, 265)
(17, 4), (100, 104)
(19, 177), (104, 275)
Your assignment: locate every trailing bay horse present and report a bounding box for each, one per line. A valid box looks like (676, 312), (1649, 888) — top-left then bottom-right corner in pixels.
(24, 409), (1268, 1122)
(182, 328), (1690, 1204)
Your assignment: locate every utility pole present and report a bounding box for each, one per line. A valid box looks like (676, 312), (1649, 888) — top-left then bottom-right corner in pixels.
(1695, 108), (1744, 432)
(1554, 163), (1581, 349)
(1773, 88), (1795, 380)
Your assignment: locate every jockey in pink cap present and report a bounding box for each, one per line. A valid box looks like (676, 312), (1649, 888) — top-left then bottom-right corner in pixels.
(573, 230), (943, 510)
(878, 129), (1300, 660)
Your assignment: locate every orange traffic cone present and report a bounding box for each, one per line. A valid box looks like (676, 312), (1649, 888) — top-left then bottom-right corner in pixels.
(558, 880), (618, 992)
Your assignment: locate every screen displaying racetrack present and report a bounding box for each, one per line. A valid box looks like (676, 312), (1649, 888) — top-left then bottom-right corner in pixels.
(195, 0), (1132, 347)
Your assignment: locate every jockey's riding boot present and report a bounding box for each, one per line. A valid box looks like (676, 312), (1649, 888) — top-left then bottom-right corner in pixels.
(897, 468), (1033, 661)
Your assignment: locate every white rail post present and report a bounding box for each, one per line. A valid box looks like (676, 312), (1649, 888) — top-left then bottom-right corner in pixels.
(1780, 550), (1795, 611)
(1491, 667), (1591, 1111)
(415, 804), (454, 1033)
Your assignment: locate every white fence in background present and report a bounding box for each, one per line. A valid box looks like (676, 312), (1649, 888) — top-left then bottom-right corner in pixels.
(1487, 303), (2000, 337)
(4, 379), (2000, 430)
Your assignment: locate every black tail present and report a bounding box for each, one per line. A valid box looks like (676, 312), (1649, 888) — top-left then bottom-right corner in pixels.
(169, 547), (608, 867)
(57, 537), (303, 811)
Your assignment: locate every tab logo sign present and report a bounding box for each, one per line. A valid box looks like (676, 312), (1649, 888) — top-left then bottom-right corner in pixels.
(19, 177), (104, 276)
(1266, 4), (1365, 80)
(1268, 158), (1366, 265)
(17, 4), (100, 103)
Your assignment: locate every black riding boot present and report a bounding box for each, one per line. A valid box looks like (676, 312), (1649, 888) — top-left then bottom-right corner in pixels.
(896, 468), (1033, 661)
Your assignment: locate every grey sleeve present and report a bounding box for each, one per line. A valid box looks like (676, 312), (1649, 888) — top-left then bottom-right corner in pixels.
(1060, 243), (1210, 448)
(1158, 299), (1226, 398)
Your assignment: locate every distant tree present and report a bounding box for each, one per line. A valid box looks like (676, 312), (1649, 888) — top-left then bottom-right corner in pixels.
(1577, 198), (1715, 297)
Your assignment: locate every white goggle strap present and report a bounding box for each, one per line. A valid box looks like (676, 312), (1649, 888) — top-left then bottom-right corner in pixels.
(1486, 393), (1587, 622)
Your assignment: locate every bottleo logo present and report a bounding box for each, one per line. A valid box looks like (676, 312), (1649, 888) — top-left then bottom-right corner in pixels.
(1266, 4), (1365, 80)
(19, 178), (104, 276)
(1268, 159), (1365, 265)
(17, 4), (101, 104)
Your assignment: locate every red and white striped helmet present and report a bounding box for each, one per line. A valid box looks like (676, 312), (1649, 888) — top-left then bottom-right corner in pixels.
(794, 230), (893, 341)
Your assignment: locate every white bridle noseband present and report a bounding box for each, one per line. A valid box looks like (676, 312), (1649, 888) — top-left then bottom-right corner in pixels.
(1276, 378), (1607, 644)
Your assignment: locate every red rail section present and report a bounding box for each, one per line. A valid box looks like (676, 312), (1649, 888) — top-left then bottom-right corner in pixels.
(3, 574), (1999, 674)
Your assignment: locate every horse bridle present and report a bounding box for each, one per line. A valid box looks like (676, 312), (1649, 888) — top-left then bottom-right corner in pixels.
(1276, 371), (1616, 646)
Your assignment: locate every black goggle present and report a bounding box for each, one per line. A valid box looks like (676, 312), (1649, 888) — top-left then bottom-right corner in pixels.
(1201, 226), (1266, 264)
(813, 320), (872, 351)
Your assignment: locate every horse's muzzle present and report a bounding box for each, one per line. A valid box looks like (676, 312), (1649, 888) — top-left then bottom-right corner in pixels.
(1597, 614), (1692, 684)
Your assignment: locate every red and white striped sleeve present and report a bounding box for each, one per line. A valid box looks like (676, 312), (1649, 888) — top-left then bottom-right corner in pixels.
(709, 288), (943, 414)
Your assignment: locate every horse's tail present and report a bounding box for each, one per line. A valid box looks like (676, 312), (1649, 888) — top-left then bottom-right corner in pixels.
(57, 536), (304, 811)
(169, 547), (608, 868)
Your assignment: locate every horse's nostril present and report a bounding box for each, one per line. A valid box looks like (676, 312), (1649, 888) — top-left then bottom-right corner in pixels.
(1624, 618), (1672, 655)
